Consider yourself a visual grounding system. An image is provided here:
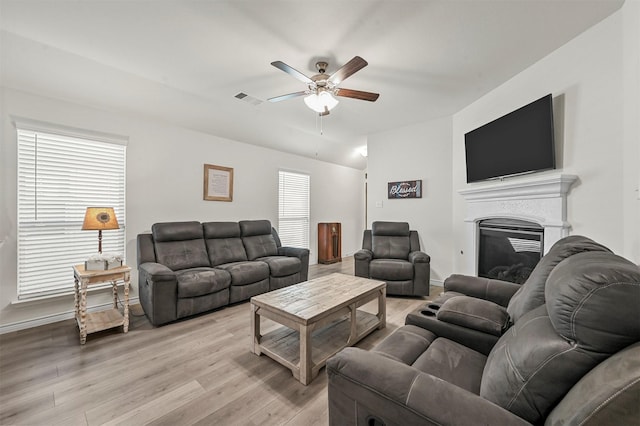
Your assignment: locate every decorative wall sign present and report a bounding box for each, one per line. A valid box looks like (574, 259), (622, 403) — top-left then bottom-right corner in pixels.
(388, 179), (422, 199)
(204, 164), (234, 201)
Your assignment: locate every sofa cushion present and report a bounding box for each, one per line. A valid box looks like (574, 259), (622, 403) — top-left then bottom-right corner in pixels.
(373, 325), (436, 365)
(239, 219), (273, 236)
(215, 261), (270, 286)
(506, 235), (611, 324)
(175, 268), (231, 298)
(203, 221), (241, 239)
(240, 220), (278, 260)
(413, 338), (487, 394)
(544, 251), (640, 354)
(437, 296), (510, 337)
(371, 221), (411, 259)
(258, 256), (301, 277)
(370, 259), (414, 281)
(203, 221), (248, 266)
(152, 222), (210, 271)
(545, 342), (640, 426)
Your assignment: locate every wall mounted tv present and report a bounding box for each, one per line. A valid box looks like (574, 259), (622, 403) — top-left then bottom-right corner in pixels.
(464, 94), (555, 183)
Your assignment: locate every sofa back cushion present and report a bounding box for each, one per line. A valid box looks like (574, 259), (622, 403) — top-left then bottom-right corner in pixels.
(152, 221), (210, 271)
(371, 221), (411, 260)
(240, 220), (278, 260)
(506, 235), (611, 324)
(480, 251), (640, 424)
(203, 222), (248, 266)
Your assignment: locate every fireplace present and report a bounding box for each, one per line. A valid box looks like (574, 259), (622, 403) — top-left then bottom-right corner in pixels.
(458, 174), (578, 276)
(478, 218), (543, 284)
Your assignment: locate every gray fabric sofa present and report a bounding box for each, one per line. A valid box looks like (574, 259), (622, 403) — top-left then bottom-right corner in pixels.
(405, 235), (612, 355)
(137, 219), (309, 326)
(355, 221), (430, 296)
(327, 250), (640, 425)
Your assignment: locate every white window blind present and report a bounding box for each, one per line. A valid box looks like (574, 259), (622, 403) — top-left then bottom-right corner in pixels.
(16, 122), (126, 300)
(278, 170), (310, 249)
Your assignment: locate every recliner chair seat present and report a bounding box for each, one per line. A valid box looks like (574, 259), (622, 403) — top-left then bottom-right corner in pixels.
(369, 259), (414, 281)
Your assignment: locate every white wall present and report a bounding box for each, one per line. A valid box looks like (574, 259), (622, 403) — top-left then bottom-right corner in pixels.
(0, 88), (364, 331)
(366, 116), (453, 284)
(622, 0), (640, 261)
(451, 3), (639, 275)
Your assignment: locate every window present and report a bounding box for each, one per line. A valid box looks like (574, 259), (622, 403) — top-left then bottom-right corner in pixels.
(15, 118), (127, 300)
(278, 170), (310, 248)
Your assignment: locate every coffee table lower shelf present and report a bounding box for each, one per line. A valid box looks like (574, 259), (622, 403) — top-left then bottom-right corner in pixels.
(256, 310), (380, 384)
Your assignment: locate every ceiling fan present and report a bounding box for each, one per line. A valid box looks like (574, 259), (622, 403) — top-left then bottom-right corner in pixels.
(268, 56), (380, 116)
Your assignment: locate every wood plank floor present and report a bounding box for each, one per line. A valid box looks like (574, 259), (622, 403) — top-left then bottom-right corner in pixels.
(0, 258), (437, 426)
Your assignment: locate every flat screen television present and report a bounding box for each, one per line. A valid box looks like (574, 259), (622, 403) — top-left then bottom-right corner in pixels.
(464, 94), (555, 183)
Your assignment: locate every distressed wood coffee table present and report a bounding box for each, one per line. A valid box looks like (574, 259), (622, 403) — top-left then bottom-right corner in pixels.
(250, 273), (386, 385)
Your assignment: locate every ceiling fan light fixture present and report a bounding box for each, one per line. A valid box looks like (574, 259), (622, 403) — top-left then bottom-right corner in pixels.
(304, 91), (339, 113)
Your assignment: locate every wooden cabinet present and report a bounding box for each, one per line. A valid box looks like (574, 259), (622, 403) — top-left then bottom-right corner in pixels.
(318, 223), (342, 264)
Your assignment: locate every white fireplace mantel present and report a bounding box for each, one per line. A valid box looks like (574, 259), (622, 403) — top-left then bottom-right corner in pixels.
(459, 173), (578, 275)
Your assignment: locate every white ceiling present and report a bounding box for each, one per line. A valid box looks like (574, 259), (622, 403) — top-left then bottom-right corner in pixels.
(0, 0), (624, 169)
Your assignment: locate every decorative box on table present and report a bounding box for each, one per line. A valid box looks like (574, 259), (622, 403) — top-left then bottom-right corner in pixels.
(85, 253), (123, 270)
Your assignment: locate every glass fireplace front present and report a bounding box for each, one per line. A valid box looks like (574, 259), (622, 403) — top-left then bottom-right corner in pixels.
(477, 218), (544, 284)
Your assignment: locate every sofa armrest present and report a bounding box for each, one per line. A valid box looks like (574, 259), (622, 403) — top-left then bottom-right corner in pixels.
(327, 348), (531, 426)
(278, 246), (310, 281)
(444, 274), (521, 307)
(277, 246), (309, 259)
(138, 262), (178, 326)
(405, 309), (500, 355)
(354, 249), (373, 278)
(408, 250), (430, 264)
(437, 296), (510, 336)
(408, 251), (431, 296)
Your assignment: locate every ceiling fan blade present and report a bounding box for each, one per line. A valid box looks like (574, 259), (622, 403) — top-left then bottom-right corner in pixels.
(328, 56), (368, 85)
(335, 88), (380, 102)
(271, 61), (313, 84)
(268, 91), (307, 102)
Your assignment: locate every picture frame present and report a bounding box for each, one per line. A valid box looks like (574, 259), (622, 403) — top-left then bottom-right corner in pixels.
(203, 164), (234, 202)
(388, 179), (422, 199)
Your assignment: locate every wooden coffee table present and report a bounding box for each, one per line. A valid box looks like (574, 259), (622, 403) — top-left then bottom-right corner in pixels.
(250, 273), (386, 385)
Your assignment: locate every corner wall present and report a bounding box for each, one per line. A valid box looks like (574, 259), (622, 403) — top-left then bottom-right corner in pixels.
(452, 3), (639, 274)
(0, 88), (364, 331)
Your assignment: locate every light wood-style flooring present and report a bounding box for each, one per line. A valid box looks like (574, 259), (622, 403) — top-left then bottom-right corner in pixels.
(0, 258), (437, 426)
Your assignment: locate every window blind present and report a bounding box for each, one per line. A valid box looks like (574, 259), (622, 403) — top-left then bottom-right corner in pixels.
(278, 170), (310, 249)
(16, 124), (126, 300)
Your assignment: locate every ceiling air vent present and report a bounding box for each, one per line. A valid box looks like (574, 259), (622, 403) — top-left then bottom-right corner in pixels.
(234, 92), (262, 106)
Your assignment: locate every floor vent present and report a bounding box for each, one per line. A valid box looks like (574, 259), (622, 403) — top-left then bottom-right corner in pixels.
(234, 92), (262, 106)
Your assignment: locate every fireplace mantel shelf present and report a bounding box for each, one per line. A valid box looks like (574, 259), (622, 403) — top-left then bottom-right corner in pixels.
(459, 174), (578, 201)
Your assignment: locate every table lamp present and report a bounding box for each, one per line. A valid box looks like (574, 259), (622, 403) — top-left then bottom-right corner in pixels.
(82, 207), (120, 254)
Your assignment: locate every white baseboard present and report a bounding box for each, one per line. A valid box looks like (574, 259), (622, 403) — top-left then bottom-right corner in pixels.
(430, 278), (444, 287)
(0, 297), (140, 335)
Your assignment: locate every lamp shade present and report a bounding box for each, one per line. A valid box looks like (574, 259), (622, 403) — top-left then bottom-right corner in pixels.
(82, 207), (120, 230)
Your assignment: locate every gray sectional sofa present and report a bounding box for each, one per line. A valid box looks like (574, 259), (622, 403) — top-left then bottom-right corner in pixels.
(327, 245), (640, 425)
(137, 219), (309, 326)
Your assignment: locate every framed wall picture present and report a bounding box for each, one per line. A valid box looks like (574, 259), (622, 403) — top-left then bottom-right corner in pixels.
(204, 164), (234, 202)
(388, 179), (422, 199)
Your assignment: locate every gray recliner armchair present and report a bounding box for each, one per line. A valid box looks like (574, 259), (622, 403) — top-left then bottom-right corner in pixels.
(405, 235), (612, 354)
(354, 221), (430, 296)
(327, 250), (640, 425)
